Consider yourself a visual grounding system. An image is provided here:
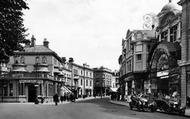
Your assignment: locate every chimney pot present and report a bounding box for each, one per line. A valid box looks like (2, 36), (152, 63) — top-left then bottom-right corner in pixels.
(43, 38), (49, 48)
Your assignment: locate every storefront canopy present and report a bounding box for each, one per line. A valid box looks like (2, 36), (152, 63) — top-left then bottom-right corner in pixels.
(60, 86), (72, 95)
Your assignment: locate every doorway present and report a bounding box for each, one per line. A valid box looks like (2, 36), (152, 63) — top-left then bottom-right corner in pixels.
(28, 84), (37, 102)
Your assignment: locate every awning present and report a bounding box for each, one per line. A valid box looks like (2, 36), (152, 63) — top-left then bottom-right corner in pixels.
(60, 86), (72, 95)
(110, 88), (118, 92)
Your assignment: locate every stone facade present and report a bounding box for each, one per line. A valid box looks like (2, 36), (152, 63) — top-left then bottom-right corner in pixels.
(178, 0), (190, 107)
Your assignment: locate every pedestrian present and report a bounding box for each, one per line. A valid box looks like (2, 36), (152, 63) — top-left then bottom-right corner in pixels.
(60, 95), (64, 103)
(53, 93), (59, 106)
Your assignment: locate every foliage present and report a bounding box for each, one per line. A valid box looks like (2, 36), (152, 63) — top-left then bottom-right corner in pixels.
(0, 0), (29, 58)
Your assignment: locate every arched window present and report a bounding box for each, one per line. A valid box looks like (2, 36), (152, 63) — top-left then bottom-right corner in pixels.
(20, 56), (25, 64)
(42, 56), (47, 64)
(35, 56), (40, 64)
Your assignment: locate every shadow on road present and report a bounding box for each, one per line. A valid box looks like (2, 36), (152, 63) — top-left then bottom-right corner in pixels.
(76, 98), (189, 119)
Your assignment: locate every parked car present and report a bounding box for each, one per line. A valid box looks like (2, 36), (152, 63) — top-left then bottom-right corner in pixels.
(155, 98), (186, 115)
(129, 94), (156, 112)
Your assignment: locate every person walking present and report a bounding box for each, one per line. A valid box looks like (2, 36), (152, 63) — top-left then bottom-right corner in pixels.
(60, 95), (64, 103)
(53, 93), (59, 106)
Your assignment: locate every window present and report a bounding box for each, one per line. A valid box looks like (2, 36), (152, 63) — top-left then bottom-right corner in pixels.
(42, 56), (47, 64)
(161, 30), (168, 41)
(19, 83), (24, 95)
(136, 54), (142, 61)
(14, 56), (19, 64)
(81, 79), (83, 85)
(170, 25), (177, 42)
(20, 56), (25, 64)
(90, 80), (92, 86)
(135, 45), (143, 52)
(35, 56), (40, 64)
(81, 70), (83, 75)
(74, 69), (78, 75)
(86, 80), (88, 86)
(127, 60), (132, 72)
(9, 83), (13, 96)
(3, 84), (8, 96)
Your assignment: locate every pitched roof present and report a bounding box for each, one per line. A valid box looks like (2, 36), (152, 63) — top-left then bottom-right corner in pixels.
(24, 45), (54, 53)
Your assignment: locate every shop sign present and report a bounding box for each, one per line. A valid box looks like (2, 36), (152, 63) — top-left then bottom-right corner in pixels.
(19, 80), (43, 83)
(157, 70), (169, 77)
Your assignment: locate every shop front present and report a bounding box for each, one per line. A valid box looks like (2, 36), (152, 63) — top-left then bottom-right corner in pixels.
(0, 74), (61, 103)
(149, 41), (181, 97)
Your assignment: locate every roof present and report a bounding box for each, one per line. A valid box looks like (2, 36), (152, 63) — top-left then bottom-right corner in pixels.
(15, 45), (63, 63)
(133, 30), (156, 39)
(24, 45), (54, 53)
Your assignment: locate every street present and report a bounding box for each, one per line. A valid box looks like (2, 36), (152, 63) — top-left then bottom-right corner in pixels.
(0, 98), (189, 119)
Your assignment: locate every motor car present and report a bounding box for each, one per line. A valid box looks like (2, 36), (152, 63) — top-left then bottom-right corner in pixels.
(155, 97), (186, 115)
(129, 94), (156, 112)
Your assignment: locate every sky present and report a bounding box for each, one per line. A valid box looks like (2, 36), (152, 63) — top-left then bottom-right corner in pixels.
(23, 0), (181, 71)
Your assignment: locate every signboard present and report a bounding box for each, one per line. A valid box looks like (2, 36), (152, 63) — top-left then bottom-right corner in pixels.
(19, 80), (43, 83)
(157, 70), (169, 77)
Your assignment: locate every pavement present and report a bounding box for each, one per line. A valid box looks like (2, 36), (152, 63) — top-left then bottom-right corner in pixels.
(5, 96), (104, 105)
(109, 100), (190, 117)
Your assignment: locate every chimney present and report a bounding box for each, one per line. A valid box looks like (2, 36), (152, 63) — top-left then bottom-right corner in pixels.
(43, 38), (49, 48)
(31, 35), (36, 47)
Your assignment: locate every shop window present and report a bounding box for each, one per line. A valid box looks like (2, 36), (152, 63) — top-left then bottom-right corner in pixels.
(9, 83), (13, 96)
(136, 54), (142, 61)
(3, 84), (8, 96)
(19, 83), (24, 95)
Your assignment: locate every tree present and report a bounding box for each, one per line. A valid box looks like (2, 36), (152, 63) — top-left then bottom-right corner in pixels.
(0, 0), (29, 59)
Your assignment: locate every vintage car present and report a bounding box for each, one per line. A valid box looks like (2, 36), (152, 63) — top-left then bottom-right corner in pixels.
(155, 97), (186, 115)
(129, 94), (156, 112)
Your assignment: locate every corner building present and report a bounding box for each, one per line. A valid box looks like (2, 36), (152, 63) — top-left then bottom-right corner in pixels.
(0, 37), (70, 102)
(148, 1), (182, 98)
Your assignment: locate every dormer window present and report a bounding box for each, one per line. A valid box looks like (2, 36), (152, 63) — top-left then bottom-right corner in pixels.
(20, 56), (25, 64)
(35, 56), (40, 64)
(42, 56), (47, 64)
(14, 56), (19, 64)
